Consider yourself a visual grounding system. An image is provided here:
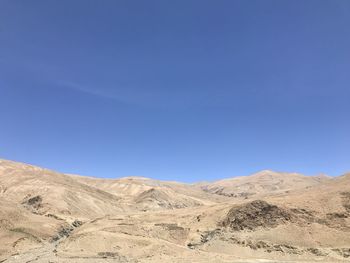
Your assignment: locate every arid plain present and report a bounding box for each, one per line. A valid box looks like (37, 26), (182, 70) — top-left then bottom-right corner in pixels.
(0, 159), (349, 262)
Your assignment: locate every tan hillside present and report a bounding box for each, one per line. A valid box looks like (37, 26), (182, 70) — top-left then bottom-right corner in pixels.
(199, 170), (330, 198)
(0, 159), (123, 220)
(1, 159), (350, 262)
(70, 174), (227, 206)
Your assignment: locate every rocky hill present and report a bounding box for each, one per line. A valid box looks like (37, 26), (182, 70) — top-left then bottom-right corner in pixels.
(1, 159), (349, 262)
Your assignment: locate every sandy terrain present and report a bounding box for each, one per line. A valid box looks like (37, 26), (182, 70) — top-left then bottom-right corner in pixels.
(0, 159), (349, 262)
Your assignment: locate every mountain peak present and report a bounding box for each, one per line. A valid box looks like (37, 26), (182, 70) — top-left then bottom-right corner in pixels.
(253, 170), (279, 176)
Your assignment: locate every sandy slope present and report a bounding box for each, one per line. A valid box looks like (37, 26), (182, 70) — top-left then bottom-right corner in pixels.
(0, 159), (349, 262)
(198, 170), (330, 198)
(0, 160), (123, 219)
(69, 174), (228, 206)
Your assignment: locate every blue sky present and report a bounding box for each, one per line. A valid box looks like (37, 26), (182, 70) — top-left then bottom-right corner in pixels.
(0, 1), (349, 182)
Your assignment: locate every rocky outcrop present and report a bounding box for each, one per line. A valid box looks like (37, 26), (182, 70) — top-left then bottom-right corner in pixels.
(21, 195), (43, 213)
(221, 200), (292, 231)
(50, 220), (83, 242)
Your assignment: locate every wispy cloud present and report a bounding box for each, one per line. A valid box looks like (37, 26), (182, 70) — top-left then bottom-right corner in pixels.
(59, 81), (130, 103)
(58, 80), (218, 110)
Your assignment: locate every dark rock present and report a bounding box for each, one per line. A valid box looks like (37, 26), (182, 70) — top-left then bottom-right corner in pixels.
(307, 248), (327, 256)
(72, 219), (83, 228)
(221, 200), (292, 231)
(332, 248), (350, 258)
(50, 219), (83, 242)
(187, 243), (196, 249)
(22, 195), (42, 210)
(200, 229), (220, 243)
(98, 252), (118, 258)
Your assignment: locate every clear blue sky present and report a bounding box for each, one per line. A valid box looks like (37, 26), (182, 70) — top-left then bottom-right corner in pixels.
(0, 1), (349, 182)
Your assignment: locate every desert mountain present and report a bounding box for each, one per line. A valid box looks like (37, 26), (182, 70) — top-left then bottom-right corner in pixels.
(70, 173), (227, 206)
(0, 159), (122, 219)
(1, 159), (350, 262)
(199, 170), (330, 198)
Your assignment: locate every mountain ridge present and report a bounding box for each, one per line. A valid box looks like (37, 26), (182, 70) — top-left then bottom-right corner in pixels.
(1, 158), (350, 262)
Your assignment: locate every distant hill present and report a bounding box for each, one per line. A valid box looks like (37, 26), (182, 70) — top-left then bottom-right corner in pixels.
(198, 170), (330, 198)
